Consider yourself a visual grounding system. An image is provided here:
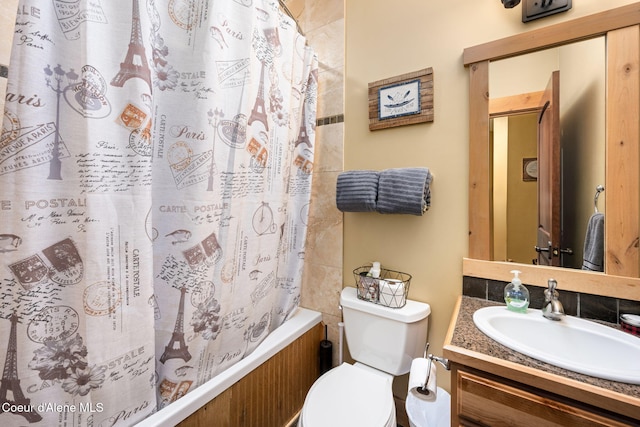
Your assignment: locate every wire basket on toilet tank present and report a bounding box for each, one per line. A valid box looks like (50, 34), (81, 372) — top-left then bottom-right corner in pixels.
(353, 265), (411, 308)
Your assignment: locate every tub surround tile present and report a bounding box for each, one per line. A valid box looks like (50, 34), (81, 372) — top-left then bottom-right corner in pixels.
(312, 124), (343, 173)
(304, 0), (344, 34)
(283, 0), (305, 22)
(306, 19), (345, 72)
(306, 173), (341, 238)
(308, 169), (340, 209)
(301, 264), (342, 317)
(316, 114), (344, 127)
(305, 224), (342, 268)
(317, 70), (344, 118)
(292, 0), (344, 377)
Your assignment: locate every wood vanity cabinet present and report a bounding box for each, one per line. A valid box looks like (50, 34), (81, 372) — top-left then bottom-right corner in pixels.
(451, 364), (637, 427)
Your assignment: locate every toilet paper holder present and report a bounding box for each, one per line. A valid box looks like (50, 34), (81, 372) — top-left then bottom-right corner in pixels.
(421, 343), (450, 392)
(424, 343), (450, 370)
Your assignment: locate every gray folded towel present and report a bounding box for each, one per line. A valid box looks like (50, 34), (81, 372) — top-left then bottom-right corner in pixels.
(376, 167), (432, 216)
(336, 170), (380, 212)
(582, 212), (604, 272)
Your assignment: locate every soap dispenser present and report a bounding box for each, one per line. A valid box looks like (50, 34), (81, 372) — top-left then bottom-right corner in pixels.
(504, 270), (529, 313)
(367, 261), (381, 278)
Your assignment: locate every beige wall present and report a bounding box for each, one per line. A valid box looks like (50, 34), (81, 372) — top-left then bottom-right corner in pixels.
(345, 0), (638, 395)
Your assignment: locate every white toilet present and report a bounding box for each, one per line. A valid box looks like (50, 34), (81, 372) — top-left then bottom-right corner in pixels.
(299, 286), (431, 427)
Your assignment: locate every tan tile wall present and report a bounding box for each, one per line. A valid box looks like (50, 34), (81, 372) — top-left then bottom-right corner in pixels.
(286, 0), (345, 367)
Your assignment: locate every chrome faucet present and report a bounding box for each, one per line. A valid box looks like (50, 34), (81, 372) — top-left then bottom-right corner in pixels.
(542, 279), (565, 321)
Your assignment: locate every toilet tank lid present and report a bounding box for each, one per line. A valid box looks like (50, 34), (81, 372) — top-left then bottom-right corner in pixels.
(340, 287), (431, 323)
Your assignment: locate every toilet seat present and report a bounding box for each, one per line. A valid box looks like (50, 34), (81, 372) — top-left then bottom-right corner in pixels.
(300, 363), (395, 427)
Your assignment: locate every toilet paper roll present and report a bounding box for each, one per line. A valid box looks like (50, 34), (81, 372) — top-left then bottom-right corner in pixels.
(407, 357), (437, 402)
(379, 279), (405, 308)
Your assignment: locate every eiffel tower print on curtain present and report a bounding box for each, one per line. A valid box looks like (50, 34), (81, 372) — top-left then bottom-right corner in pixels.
(0, 314), (42, 423)
(111, 0), (152, 90)
(248, 61), (269, 132)
(160, 286), (192, 364)
(295, 104), (312, 148)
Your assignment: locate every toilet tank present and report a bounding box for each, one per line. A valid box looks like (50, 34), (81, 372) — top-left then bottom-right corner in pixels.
(340, 286), (430, 376)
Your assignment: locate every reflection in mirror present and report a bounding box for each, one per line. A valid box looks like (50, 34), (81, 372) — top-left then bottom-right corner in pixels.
(489, 37), (605, 270)
(492, 113), (538, 265)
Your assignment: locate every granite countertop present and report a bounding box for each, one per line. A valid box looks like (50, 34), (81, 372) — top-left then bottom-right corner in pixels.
(448, 296), (640, 399)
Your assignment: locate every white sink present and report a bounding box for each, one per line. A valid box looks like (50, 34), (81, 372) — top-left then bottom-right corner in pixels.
(473, 306), (640, 384)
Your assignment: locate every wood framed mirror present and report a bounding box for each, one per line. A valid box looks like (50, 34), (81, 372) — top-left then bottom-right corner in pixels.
(465, 3), (640, 299)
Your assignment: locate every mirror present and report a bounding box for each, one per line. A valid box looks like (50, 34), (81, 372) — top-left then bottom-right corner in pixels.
(489, 37), (606, 269)
(465, 3), (640, 298)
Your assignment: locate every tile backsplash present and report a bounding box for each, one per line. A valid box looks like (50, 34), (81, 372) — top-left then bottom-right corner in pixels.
(463, 275), (640, 324)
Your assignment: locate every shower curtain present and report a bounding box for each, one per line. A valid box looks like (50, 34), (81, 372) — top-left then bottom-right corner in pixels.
(0, 0), (317, 425)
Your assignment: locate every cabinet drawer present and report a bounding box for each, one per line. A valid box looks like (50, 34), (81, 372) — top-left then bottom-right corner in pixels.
(456, 369), (632, 427)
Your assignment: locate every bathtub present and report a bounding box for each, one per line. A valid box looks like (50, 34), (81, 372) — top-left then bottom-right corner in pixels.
(137, 307), (323, 427)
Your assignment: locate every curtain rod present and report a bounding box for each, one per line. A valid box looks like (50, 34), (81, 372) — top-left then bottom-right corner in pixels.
(278, 0), (305, 36)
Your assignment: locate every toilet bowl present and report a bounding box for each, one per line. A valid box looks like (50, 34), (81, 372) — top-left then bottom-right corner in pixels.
(299, 287), (431, 427)
(405, 387), (451, 427)
(298, 363), (396, 427)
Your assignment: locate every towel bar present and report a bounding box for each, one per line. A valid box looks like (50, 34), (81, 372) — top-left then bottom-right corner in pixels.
(594, 185), (604, 213)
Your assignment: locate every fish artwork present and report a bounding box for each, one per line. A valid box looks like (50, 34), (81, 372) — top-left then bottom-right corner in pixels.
(165, 229), (192, 245)
(384, 90), (414, 109)
(0, 234), (22, 253)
